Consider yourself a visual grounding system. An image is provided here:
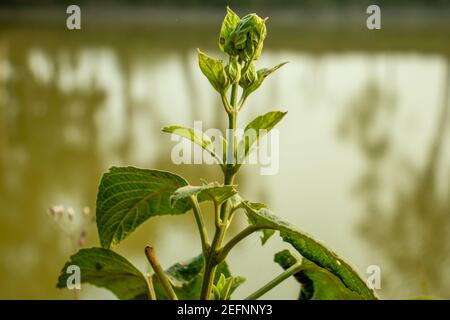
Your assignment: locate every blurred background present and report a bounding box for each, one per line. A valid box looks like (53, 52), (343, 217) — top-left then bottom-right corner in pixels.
(0, 0), (449, 299)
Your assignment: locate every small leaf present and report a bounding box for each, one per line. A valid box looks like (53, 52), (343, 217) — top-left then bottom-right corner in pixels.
(229, 193), (243, 208)
(212, 273), (246, 300)
(274, 250), (363, 300)
(56, 248), (149, 300)
(96, 167), (191, 248)
(241, 201), (377, 299)
(152, 254), (244, 300)
(198, 50), (230, 95)
(219, 7), (240, 53)
(242, 62), (288, 100)
(170, 182), (237, 207)
(261, 229), (275, 245)
(162, 125), (222, 164)
(237, 111), (287, 163)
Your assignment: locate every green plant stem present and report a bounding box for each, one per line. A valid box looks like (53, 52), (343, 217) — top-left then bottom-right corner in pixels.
(214, 204), (222, 229)
(145, 246), (178, 300)
(190, 195), (210, 255)
(216, 225), (265, 263)
(244, 262), (303, 300)
(200, 164), (236, 300)
(200, 231), (222, 299)
(146, 274), (157, 300)
(237, 93), (248, 111)
(221, 94), (232, 113)
(200, 82), (239, 300)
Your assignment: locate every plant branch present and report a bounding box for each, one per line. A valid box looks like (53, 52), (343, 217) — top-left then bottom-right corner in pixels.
(216, 225), (266, 262)
(244, 262), (303, 300)
(237, 94), (248, 111)
(189, 196), (210, 255)
(144, 246), (178, 300)
(221, 94), (232, 113)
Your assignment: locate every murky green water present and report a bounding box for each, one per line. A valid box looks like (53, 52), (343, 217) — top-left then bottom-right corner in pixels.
(1, 10), (449, 299)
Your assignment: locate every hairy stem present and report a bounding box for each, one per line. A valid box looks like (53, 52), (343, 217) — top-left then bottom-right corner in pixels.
(200, 82), (239, 300)
(190, 195), (210, 255)
(144, 246), (178, 300)
(244, 262), (303, 300)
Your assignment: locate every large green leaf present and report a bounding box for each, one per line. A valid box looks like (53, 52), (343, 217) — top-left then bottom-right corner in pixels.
(152, 254), (245, 300)
(198, 50), (230, 94)
(162, 125), (222, 165)
(96, 167), (191, 248)
(170, 182), (237, 207)
(274, 250), (363, 300)
(237, 111), (287, 163)
(57, 248), (148, 300)
(219, 7), (240, 53)
(241, 201), (377, 299)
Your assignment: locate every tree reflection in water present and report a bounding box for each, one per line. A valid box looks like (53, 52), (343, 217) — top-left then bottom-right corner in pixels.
(338, 61), (450, 298)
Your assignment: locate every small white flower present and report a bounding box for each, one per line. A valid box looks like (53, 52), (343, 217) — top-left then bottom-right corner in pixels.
(67, 207), (75, 221)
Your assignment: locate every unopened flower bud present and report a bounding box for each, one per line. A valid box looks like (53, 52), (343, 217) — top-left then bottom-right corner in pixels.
(225, 59), (241, 84)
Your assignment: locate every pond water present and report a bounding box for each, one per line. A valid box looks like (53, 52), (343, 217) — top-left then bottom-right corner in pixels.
(0, 9), (449, 299)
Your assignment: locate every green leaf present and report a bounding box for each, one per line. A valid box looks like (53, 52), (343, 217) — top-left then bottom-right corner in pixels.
(56, 248), (148, 300)
(162, 125), (222, 164)
(152, 254), (244, 300)
(198, 50), (230, 94)
(212, 273), (246, 300)
(274, 250), (364, 300)
(229, 193), (243, 209)
(219, 7), (240, 53)
(96, 167), (191, 248)
(241, 202), (377, 299)
(170, 182), (237, 207)
(237, 111), (287, 163)
(261, 229), (275, 245)
(225, 13), (267, 62)
(242, 62), (288, 101)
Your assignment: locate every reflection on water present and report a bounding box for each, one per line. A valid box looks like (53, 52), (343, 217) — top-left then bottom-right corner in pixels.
(0, 20), (449, 299)
(340, 61), (450, 298)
